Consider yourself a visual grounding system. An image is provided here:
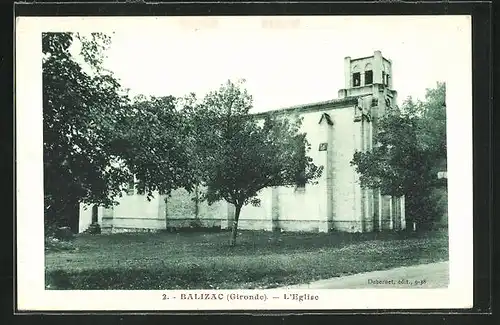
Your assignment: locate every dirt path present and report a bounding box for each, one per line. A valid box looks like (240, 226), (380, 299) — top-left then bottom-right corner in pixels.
(282, 261), (449, 289)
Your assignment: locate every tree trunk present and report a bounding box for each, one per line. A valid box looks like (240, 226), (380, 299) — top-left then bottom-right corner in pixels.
(194, 184), (199, 218)
(66, 200), (80, 234)
(229, 204), (242, 246)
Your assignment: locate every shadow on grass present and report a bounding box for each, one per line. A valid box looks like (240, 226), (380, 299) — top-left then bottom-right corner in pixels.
(210, 229), (446, 254)
(46, 265), (296, 290)
(45, 229), (448, 290)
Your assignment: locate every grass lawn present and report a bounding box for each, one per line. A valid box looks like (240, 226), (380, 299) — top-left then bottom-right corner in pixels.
(45, 229), (448, 290)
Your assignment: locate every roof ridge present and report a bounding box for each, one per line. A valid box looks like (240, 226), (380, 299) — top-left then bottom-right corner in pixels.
(250, 96), (359, 117)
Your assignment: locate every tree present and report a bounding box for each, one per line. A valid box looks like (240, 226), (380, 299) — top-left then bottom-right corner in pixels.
(43, 32), (131, 232)
(189, 80), (323, 245)
(108, 95), (198, 199)
(350, 82), (447, 227)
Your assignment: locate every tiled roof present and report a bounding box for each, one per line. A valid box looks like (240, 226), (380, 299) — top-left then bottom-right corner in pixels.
(250, 97), (358, 118)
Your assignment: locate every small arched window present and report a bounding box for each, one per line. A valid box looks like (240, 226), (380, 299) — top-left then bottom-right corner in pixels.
(383, 63), (390, 86)
(352, 65), (361, 87)
(364, 63), (373, 85)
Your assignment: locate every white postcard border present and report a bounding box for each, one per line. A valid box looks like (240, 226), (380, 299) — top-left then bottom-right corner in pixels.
(15, 15), (473, 311)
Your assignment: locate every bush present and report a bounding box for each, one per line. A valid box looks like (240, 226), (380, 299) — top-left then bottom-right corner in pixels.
(428, 186), (448, 228)
(83, 223), (101, 235)
(165, 221), (223, 233)
(45, 236), (76, 252)
(45, 222), (58, 238)
(405, 184), (448, 230)
(45, 221), (77, 252)
(189, 218), (203, 229)
(54, 226), (75, 240)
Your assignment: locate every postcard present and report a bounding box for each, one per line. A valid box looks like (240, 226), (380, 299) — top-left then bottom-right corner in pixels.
(15, 15), (473, 311)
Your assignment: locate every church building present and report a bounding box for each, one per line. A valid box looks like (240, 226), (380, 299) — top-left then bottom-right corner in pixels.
(79, 51), (406, 234)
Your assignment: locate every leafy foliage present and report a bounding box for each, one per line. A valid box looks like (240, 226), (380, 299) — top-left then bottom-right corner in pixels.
(43, 32), (131, 230)
(187, 80), (323, 245)
(108, 95), (198, 199)
(43, 33), (324, 240)
(351, 82), (447, 226)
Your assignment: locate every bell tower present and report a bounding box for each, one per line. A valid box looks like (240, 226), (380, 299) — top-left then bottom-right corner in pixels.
(338, 50), (398, 120)
(336, 51), (401, 233)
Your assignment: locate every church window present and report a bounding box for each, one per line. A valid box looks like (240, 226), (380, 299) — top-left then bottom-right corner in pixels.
(385, 74), (390, 86)
(364, 70), (373, 85)
(352, 72), (361, 87)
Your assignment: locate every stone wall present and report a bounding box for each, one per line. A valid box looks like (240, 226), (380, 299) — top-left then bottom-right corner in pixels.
(198, 199), (226, 228)
(165, 188), (197, 228)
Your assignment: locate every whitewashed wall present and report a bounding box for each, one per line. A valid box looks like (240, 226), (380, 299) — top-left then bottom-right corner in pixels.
(109, 192), (163, 231)
(78, 101), (405, 234)
(328, 106), (363, 231)
(276, 109), (329, 232)
(78, 204), (103, 233)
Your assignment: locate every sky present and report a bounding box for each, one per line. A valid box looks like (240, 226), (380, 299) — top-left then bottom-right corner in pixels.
(96, 16), (463, 113)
